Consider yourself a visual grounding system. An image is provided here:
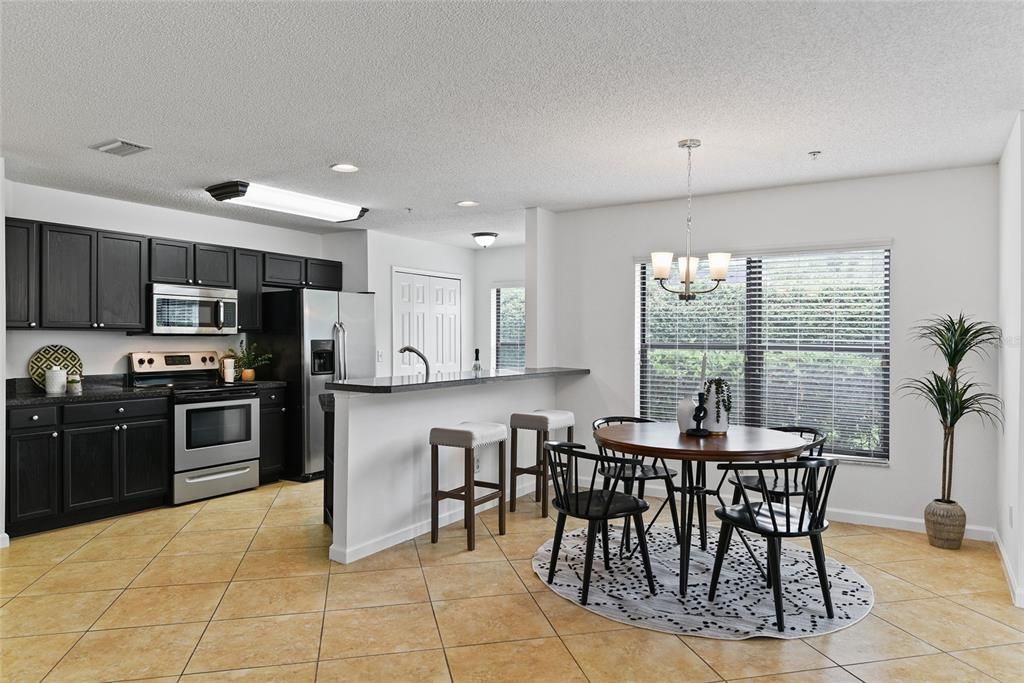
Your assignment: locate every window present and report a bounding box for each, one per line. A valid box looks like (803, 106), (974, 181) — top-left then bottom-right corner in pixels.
(636, 247), (891, 460)
(494, 287), (526, 369)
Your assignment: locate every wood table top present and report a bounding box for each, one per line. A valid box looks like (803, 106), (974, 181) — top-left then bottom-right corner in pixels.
(593, 423), (808, 462)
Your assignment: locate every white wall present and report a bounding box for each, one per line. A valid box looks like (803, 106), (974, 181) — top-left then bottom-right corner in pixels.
(473, 245), (525, 369)
(997, 112), (1024, 605)
(525, 207), (558, 367)
(547, 165), (1001, 535)
(322, 230), (370, 292)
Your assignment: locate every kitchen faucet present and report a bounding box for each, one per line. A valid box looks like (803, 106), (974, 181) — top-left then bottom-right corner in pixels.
(398, 345), (430, 379)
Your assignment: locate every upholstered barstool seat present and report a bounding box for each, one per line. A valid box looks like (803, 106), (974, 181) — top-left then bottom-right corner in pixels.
(509, 409), (576, 518)
(509, 410), (575, 432)
(430, 422), (509, 449)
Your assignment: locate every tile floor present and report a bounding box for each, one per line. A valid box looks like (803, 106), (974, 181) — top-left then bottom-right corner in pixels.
(0, 481), (1021, 682)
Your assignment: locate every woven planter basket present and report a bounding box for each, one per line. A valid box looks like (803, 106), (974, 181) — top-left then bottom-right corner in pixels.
(924, 499), (966, 549)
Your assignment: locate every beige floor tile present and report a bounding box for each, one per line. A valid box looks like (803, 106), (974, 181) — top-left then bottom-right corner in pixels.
(214, 575), (328, 619)
(159, 529), (257, 557)
(331, 540), (421, 574)
(185, 612), (324, 673)
(21, 558), (149, 595)
(182, 662), (317, 682)
(0, 632), (82, 683)
(181, 508), (268, 533)
(97, 510), (195, 537)
(415, 536), (507, 566)
(272, 487), (323, 509)
(326, 567), (428, 610)
(878, 530), (1001, 561)
(432, 593), (554, 647)
(681, 635), (835, 680)
(260, 506), (324, 528)
(27, 519), (113, 541)
(563, 628), (719, 683)
(200, 492), (278, 513)
(493, 530), (553, 560)
(849, 565), (935, 603)
(845, 652), (993, 682)
(948, 590), (1024, 631)
(0, 536), (89, 567)
(316, 650), (451, 682)
(250, 524), (332, 550)
(951, 643), (1024, 682)
(480, 507), (555, 535)
(132, 552), (245, 587)
(726, 668), (861, 683)
(823, 534), (934, 564)
(93, 582), (227, 629)
(872, 557), (1009, 595)
(234, 547), (331, 580)
(0, 590), (120, 637)
(319, 602), (441, 659)
(445, 637), (587, 682)
(872, 597), (1024, 651)
(531, 590), (630, 636)
(414, 517), (491, 543)
(0, 564), (50, 598)
(508, 558), (549, 592)
(422, 561), (527, 600)
(821, 521), (876, 538)
(803, 614), (938, 665)
(66, 532), (173, 562)
(46, 622), (205, 682)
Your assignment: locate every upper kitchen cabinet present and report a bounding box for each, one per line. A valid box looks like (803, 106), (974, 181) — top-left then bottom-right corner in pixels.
(97, 232), (148, 329)
(6, 218), (40, 328)
(235, 249), (263, 331)
(306, 258), (343, 290)
(194, 243), (234, 287)
(149, 238), (194, 285)
(40, 224), (98, 328)
(263, 252), (306, 287)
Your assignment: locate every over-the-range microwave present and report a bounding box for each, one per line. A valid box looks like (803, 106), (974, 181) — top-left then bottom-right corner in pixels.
(150, 283), (238, 335)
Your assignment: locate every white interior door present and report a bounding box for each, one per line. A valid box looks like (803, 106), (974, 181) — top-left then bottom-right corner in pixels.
(429, 277), (461, 374)
(392, 270), (462, 377)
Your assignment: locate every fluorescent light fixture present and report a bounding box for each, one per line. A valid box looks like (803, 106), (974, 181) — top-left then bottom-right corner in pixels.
(330, 163), (359, 173)
(205, 181), (368, 223)
(456, 200), (480, 207)
(472, 232), (498, 248)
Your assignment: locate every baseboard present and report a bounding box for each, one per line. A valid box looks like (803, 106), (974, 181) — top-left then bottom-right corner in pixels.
(827, 506), (996, 542)
(994, 529), (1024, 607)
(0, 532), (8, 549)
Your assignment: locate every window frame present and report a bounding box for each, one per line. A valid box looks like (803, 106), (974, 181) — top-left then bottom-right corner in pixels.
(493, 285), (526, 370)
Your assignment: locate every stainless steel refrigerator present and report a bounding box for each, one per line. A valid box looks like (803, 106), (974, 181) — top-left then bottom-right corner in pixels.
(253, 289), (375, 480)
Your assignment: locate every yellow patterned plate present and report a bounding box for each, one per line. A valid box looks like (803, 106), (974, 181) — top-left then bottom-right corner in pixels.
(28, 344), (84, 390)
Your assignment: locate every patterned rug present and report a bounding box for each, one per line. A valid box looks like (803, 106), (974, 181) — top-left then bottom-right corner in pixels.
(532, 523), (873, 639)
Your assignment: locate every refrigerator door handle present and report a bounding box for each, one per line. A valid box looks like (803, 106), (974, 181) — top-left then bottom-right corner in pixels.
(333, 321), (348, 381)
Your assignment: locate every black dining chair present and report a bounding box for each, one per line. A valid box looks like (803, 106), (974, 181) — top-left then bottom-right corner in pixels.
(708, 457), (839, 632)
(593, 416), (682, 548)
(729, 426), (827, 504)
(544, 440), (657, 606)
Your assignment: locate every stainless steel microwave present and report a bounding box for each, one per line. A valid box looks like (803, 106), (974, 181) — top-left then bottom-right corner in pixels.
(150, 283), (238, 335)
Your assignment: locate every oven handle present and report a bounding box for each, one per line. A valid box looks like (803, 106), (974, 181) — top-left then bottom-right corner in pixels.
(175, 393), (259, 406)
(184, 465), (252, 484)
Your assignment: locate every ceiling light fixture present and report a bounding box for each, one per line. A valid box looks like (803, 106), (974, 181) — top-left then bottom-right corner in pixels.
(330, 163), (359, 173)
(205, 181), (368, 223)
(808, 150), (822, 160)
(456, 200), (480, 207)
(650, 139), (730, 301)
(472, 232), (498, 248)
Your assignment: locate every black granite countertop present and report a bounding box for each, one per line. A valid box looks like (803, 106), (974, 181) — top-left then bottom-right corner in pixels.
(6, 376), (289, 407)
(325, 367), (590, 394)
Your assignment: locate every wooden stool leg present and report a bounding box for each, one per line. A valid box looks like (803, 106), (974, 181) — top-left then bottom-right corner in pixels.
(540, 430), (550, 519)
(534, 430), (543, 503)
(509, 428), (518, 512)
(465, 448), (475, 551)
(498, 440), (507, 536)
(430, 445), (439, 544)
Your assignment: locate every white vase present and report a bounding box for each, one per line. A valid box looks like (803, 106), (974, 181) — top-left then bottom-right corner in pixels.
(677, 396), (697, 433)
(704, 384), (730, 434)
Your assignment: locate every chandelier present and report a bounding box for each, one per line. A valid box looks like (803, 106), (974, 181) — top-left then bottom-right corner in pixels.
(651, 139), (730, 301)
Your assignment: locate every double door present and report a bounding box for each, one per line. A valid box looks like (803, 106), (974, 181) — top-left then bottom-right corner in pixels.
(392, 271), (462, 377)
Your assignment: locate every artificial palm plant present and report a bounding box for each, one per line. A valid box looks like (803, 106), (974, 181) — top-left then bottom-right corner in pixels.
(900, 314), (1002, 548)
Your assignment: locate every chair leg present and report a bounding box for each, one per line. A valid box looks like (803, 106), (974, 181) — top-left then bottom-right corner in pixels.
(534, 430), (543, 503)
(509, 427), (519, 512)
(810, 533), (835, 618)
(679, 464), (695, 597)
(430, 445), (440, 544)
(581, 520), (599, 605)
(464, 448), (475, 551)
(548, 512), (567, 584)
(666, 476), (681, 544)
(601, 520), (611, 570)
(540, 430), (550, 519)
(696, 463), (708, 551)
(633, 512), (657, 595)
(621, 478), (635, 554)
(497, 440), (507, 536)
(767, 536), (785, 632)
(708, 522), (734, 601)
(731, 481), (742, 505)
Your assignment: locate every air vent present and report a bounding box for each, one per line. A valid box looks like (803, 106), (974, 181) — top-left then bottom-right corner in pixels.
(89, 138), (151, 157)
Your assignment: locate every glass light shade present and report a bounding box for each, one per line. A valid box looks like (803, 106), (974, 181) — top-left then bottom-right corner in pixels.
(221, 183), (365, 222)
(678, 256), (700, 283)
(708, 252), (731, 280)
(472, 232), (497, 248)
(651, 252), (674, 279)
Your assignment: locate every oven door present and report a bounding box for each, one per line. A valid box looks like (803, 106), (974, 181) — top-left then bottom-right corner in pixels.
(152, 293), (239, 335)
(174, 397), (260, 472)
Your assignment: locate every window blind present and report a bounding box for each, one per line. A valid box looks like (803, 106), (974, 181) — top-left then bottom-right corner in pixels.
(495, 287), (526, 369)
(636, 247), (891, 460)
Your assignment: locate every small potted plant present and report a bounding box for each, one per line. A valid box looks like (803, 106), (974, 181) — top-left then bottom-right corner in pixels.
(900, 314), (1002, 549)
(225, 340), (272, 382)
(703, 377), (732, 434)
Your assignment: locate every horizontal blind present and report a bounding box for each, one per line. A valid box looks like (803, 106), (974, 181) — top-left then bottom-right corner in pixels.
(495, 287), (526, 369)
(636, 248), (891, 460)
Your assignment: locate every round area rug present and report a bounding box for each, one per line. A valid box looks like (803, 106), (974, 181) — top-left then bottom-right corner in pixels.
(532, 523), (873, 639)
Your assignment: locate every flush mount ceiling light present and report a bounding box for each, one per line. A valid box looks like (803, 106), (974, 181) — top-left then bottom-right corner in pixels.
(205, 181), (368, 223)
(472, 232), (498, 248)
(456, 200), (480, 207)
(330, 163), (359, 173)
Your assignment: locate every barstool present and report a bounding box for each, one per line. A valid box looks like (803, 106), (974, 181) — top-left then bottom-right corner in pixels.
(429, 421), (508, 550)
(509, 410), (575, 518)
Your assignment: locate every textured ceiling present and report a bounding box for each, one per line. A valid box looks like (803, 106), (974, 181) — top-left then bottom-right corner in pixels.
(2, 1), (1022, 247)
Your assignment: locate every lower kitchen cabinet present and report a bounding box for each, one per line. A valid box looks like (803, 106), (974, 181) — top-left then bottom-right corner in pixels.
(63, 423), (120, 511)
(121, 419), (170, 500)
(7, 430), (60, 525)
(259, 388), (287, 483)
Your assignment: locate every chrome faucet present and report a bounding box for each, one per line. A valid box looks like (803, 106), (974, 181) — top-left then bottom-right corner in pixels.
(398, 345), (430, 379)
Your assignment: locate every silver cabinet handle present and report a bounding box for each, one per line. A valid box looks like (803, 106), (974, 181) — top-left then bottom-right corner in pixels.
(188, 279), (194, 284)
(270, 394), (276, 400)
(185, 466), (251, 483)
(31, 415), (39, 421)
(51, 432), (58, 438)
(29, 322), (36, 327)
(121, 424), (128, 430)
(197, 280), (203, 284)
(98, 323), (105, 328)
(114, 425), (120, 431)
(117, 407), (125, 413)
(281, 407), (286, 412)
(91, 323), (98, 328)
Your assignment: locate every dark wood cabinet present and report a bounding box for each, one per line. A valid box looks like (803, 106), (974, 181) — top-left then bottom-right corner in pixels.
(63, 423), (120, 511)
(97, 232), (148, 330)
(120, 419), (169, 501)
(264, 253), (306, 287)
(150, 238), (194, 285)
(306, 258), (343, 290)
(6, 219), (40, 329)
(235, 249), (263, 331)
(195, 243), (234, 288)
(259, 389), (287, 483)
(40, 224), (97, 328)
(6, 430), (60, 524)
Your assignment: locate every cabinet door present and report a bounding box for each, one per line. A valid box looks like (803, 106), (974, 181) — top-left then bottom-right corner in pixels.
(195, 244), (235, 288)
(7, 430), (60, 523)
(263, 253), (306, 287)
(120, 419), (169, 501)
(63, 424), (120, 511)
(97, 232), (147, 329)
(235, 249), (263, 331)
(150, 238), (194, 285)
(40, 224), (97, 328)
(6, 219), (40, 328)
(305, 258), (343, 290)
(259, 406), (287, 482)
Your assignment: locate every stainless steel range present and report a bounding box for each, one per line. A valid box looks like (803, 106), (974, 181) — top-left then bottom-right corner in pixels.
(128, 351), (260, 504)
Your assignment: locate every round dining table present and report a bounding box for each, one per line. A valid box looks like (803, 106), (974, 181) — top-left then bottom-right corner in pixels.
(593, 423), (809, 597)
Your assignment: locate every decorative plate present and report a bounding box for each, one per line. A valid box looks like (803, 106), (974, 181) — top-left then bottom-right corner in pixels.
(28, 345), (84, 390)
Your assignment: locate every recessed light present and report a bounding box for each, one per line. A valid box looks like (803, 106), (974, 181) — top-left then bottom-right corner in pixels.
(330, 163), (359, 173)
(456, 200), (479, 207)
(205, 181), (368, 223)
